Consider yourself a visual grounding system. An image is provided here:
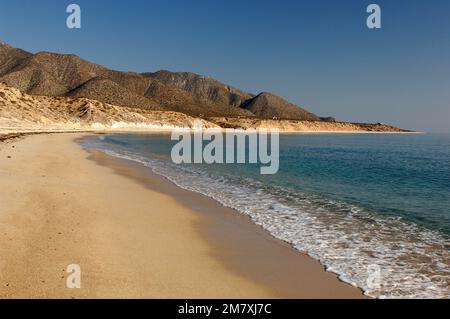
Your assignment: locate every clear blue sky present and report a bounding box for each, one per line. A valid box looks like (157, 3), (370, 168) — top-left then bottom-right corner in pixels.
(1, 0), (449, 132)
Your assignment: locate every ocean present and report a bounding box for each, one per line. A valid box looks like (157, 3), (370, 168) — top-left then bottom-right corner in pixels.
(84, 133), (450, 298)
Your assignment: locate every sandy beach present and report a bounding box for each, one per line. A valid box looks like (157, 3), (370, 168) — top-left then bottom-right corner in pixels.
(0, 133), (363, 298)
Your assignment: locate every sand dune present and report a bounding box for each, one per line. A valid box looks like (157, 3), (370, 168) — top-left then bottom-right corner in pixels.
(0, 83), (217, 133)
(0, 83), (411, 134)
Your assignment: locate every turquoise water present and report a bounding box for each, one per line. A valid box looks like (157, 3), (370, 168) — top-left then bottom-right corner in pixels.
(85, 133), (450, 298)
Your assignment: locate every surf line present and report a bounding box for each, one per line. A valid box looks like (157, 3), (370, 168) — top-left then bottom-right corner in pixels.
(171, 119), (280, 175)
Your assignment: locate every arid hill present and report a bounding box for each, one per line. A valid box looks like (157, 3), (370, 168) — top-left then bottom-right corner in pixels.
(143, 70), (254, 108)
(241, 92), (320, 121)
(0, 42), (320, 119)
(0, 83), (411, 134)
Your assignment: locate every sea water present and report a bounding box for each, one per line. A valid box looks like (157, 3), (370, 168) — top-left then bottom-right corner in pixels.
(84, 133), (450, 298)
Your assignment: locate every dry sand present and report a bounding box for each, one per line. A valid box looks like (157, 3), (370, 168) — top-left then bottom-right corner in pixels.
(0, 133), (363, 298)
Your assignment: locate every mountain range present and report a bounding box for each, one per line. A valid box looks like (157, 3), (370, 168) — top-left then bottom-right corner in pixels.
(0, 42), (323, 121)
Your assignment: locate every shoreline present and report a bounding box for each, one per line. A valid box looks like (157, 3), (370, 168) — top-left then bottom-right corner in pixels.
(0, 127), (421, 137)
(0, 132), (364, 298)
(83, 140), (366, 298)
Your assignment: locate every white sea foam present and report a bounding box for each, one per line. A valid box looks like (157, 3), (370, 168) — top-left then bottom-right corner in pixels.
(98, 147), (450, 299)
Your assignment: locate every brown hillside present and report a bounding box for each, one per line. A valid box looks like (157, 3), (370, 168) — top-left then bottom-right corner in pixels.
(0, 42), (322, 120)
(242, 92), (321, 121)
